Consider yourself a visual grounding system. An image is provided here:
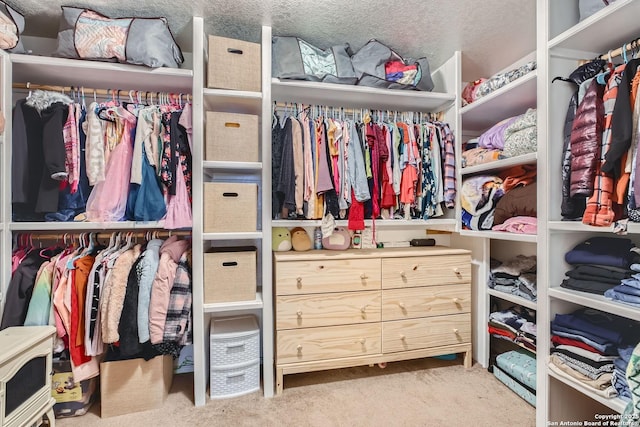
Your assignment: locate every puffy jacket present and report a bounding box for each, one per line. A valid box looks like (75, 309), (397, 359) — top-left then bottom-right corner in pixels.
(556, 60), (606, 219)
(570, 79), (605, 197)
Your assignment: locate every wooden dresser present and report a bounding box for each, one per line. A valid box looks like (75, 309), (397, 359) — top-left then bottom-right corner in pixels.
(273, 246), (472, 394)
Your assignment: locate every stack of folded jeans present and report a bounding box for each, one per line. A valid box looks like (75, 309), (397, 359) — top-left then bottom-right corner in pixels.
(489, 255), (537, 301)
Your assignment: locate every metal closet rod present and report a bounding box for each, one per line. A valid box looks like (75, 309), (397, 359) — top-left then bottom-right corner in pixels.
(14, 230), (192, 242)
(273, 102), (444, 121)
(12, 82), (192, 103)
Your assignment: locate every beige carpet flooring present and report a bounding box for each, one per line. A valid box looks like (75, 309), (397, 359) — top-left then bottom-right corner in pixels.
(55, 357), (535, 427)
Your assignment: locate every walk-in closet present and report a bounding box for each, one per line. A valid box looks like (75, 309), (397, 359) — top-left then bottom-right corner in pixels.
(3, 1), (640, 426)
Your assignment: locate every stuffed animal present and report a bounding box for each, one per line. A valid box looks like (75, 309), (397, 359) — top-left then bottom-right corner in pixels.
(272, 227), (292, 251)
(291, 227), (311, 251)
(322, 226), (351, 251)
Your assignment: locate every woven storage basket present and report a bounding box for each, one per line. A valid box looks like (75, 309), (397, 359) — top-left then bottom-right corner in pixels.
(205, 111), (258, 162)
(204, 248), (256, 303)
(204, 182), (257, 232)
(208, 35), (261, 91)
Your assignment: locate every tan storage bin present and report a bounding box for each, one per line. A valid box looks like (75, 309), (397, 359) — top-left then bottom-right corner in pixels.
(208, 35), (261, 91)
(206, 112), (259, 162)
(204, 248), (256, 303)
(100, 355), (173, 418)
(204, 182), (257, 232)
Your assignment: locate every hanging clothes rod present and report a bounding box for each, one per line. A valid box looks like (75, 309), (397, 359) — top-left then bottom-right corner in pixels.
(273, 102), (444, 121)
(11, 82), (192, 103)
(14, 230), (192, 242)
(598, 38), (640, 61)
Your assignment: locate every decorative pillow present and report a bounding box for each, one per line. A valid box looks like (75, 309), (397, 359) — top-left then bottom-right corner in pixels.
(0, 1), (24, 53)
(53, 6), (183, 68)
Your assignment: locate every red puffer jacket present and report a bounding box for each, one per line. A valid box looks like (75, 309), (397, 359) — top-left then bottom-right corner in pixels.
(570, 79), (605, 197)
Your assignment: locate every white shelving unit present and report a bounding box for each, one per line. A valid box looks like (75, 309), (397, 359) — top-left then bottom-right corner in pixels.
(0, 50), (8, 317)
(540, 0), (640, 422)
(456, 48), (539, 413)
(192, 23), (274, 405)
(0, 18), (203, 408)
(270, 51), (461, 229)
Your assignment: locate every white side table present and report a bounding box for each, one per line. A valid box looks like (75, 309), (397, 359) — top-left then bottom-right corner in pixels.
(0, 326), (56, 427)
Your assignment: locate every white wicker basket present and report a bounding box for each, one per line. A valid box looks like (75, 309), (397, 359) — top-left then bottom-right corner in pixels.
(210, 359), (260, 399)
(210, 316), (260, 368)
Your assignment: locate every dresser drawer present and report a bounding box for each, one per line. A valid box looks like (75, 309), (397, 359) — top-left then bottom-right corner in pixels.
(382, 255), (470, 289)
(277, 323), (381, 364)
(382, 313), (471, 353)
(275, 259), (381, 295)
(277, 291), (381, 329)
(382, 284), (470, 321)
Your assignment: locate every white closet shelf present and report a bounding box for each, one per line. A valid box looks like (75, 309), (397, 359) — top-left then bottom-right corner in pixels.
(11, 54), (193, 93)
(548, 0), (640, 56)
(271, 78), (455, 112)
(458, 230), (537, 243)
(272, 218), (456, 231)
(488, 289), (537, 310)
(203, 161), (262, 171)
(203, 291), (263, 313)
(203, 88), (262, 115)
(548, 287), (640, 323)
(547, 221), (640, 233)
(459, 71), (537, 132)
(203, 232), (263, 240)
(490, 336), (536, 356)
(9, 221), (171, 232)
(461, 153), (537, 176)
(548, 368), (626, 414)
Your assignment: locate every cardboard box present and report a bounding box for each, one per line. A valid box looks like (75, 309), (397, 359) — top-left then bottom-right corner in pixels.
(100, 355), (173, 418)
(51, 357), (97, 418)
(204, 248), (256, 303)
(206, 111), (259, 162)
(204, 182), (258, 232)
(208, 35), (261, 91)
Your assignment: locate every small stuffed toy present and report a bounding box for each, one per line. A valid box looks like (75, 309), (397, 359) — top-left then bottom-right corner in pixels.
(291, 227), (311, 251)
(322, 226), (351, 250)
(272, 227), (292, 252)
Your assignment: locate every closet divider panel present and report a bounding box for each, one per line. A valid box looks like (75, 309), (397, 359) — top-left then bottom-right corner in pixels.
(0, 50), (9, 317)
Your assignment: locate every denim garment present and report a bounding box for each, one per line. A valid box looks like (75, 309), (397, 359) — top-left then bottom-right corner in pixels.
(565, 237), (638, 268)
(551, 323), (618, 347)
(554, 311), (627, 344)
(604, 288), (640, 307)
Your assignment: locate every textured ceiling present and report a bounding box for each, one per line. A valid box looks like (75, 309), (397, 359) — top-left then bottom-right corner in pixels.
(9, 0), (537, 81)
